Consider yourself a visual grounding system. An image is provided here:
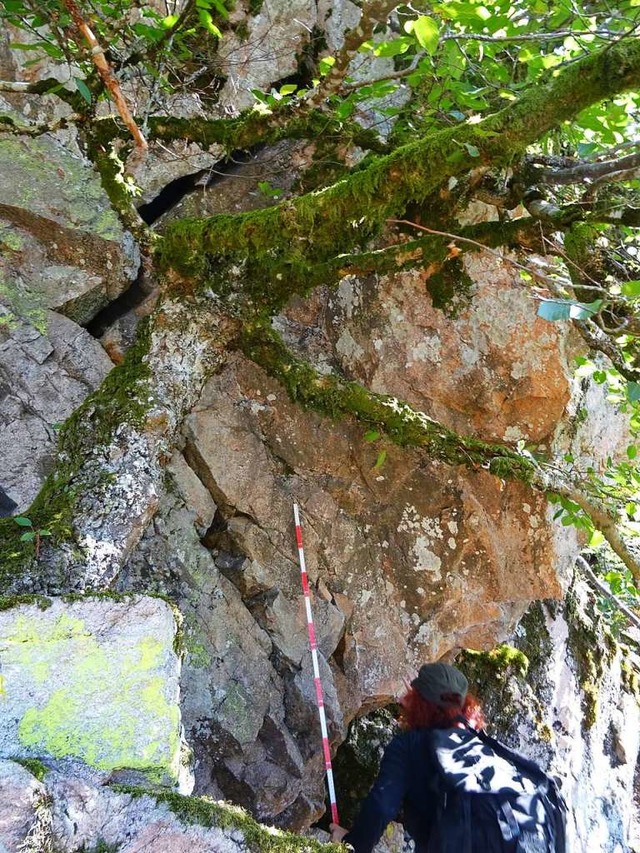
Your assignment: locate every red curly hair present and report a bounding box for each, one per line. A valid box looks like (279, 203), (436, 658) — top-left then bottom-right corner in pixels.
(399, 685), (485, 731)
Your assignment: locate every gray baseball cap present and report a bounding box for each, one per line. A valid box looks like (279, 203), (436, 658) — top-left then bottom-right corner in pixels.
(411, 662), (468, 707)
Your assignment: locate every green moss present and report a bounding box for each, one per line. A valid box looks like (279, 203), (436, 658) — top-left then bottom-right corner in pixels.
(457, 643), (533, 737)
(0, 319), (154, 591)
(85, 139), (152, 244)
(114, 786), (342, 852)
(564, 590), (616, 730)
(14, 757), (49, 781)
(620, 650), (640, 703)
(426, 257), (474, 315)
(0, 222), (24, 251)
(0, 278), (48, 334)
(459, 644), (530, 680)
(0, 594), (52, 612)
(79, 841), (120, 853)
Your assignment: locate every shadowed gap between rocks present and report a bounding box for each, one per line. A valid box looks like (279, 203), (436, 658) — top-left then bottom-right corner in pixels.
(314, 705), (399, 832)
(138, 148), (260, 225)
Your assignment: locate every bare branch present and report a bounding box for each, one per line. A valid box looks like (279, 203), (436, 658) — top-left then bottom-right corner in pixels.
(537, 151), (640, 186)
(388, 219), (565, 290)
(341, 56), (420, 93)
(576, 555), (640, 631)
(61, 0), (148, 151)
(305, 0), (399, 108)
(442, 27), (632, 45)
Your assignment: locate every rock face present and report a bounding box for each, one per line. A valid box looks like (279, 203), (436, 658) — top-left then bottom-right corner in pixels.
(0, 759), (334, 853)
(112, 247), (574, 828)
(0, 595), (186, 788)
(0, 132), (139, 325)
(0, 310), (114, 513)
(321, 255), (570, 445)
(1, 1), (639, 850)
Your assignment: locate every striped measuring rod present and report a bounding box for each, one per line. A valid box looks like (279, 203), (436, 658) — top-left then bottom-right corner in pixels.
(293, 502), (340, 825)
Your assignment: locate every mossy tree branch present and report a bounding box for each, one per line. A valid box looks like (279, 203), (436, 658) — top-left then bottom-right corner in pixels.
(240, 322), (640, 584)
(158, 37), (640, 272)
(91, 108), (390, 155)
(240, 320), (535, 475)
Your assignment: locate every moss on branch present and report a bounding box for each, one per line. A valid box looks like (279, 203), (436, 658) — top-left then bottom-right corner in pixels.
(92, 107), (389, 156)
(240, 322), (535, 480)
(158, 38), (640, 277)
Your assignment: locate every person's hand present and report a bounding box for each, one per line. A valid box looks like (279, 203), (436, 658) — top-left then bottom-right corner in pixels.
(329, 823), (349, 843)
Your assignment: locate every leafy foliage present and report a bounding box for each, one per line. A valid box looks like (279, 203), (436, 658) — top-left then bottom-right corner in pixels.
(1, 0), (640, 616)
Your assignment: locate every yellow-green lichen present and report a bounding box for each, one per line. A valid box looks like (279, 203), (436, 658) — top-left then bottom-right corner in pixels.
(1, 601), (182, 784)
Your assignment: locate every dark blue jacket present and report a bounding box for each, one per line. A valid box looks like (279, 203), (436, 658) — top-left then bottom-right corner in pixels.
(343, 729), (439, 853)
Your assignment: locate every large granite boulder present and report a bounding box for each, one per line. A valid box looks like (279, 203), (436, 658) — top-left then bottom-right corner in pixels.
(0, 595), (186, 789)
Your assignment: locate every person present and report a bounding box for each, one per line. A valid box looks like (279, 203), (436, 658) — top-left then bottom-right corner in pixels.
(329, 661), (485, 853)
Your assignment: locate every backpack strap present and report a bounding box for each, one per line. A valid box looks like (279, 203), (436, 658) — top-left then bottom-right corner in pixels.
(499, 800), (521, 842)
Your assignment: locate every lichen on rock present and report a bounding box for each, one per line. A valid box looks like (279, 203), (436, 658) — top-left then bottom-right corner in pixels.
(0, 595), (186, 788)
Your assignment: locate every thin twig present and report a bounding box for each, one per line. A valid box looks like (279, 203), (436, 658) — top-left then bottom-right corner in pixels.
(61, 0), (147, 150)
(576, 555), (640, 631)
(388, 218), (567, 290)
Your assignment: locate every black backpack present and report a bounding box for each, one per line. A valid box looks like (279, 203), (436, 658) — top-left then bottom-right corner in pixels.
(426, 722), (567, 853)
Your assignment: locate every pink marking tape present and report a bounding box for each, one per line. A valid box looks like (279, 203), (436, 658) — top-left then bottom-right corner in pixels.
(293, 502), (340, 825)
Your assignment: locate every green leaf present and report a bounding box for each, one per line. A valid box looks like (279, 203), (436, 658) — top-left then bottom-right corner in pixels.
(74, 77), (92, 104)
(206, 0), (229, 18)
(410, 16), (440, 53)
(627, 445), (638, 460)
(318, 56), (335, 75)
(588, 530), (605, 548)
(197, 9), (222, 37)
(14, 516), (33, 527)
(621, 280), (640, 298)
(364, 430), (381, 443)
(374, 37), (412, 57)
(463, 143), (480, 157)
(20, 531), (36, 542)
(628, 382), (640, 402)
(537, 300), (572, 321)
(39, 529), (52, 537)
(537, 299), (602, 322)
(373, 450), (387, 471)
(257, 180), (282, 199)
(279, 84), (298, 96)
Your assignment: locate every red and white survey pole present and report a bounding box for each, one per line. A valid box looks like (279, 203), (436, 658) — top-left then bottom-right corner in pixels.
(293, 502), (340, 825)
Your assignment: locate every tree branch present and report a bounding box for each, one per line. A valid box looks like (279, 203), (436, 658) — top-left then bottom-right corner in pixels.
(575, 555), (640, 631)
(536, 150), (640, 186)
(240, 322), (640, 583)
(159, 37), (640, 271)
(0, 114), (81, 137)
(305, 0), (399, 108)
(61, 0), (147, 151)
